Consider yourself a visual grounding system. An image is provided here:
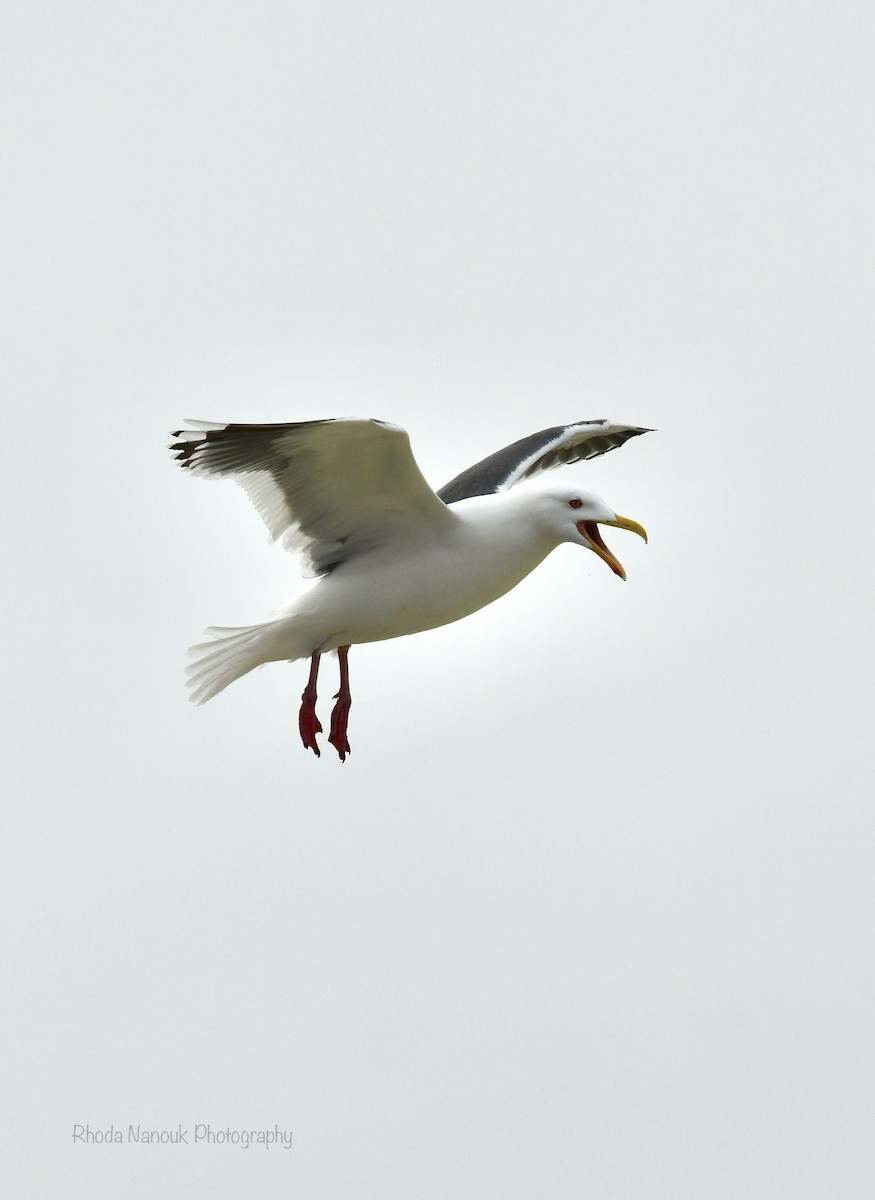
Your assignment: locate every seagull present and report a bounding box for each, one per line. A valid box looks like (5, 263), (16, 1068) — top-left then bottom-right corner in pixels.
(170, 418), (650, 760)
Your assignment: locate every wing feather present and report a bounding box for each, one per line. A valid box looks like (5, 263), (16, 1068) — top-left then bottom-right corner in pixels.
(436, 420), (651, 504)
(170, 418), (454, 576)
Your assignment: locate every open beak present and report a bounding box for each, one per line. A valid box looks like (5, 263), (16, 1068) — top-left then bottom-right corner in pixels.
(576, 513), (648, 580)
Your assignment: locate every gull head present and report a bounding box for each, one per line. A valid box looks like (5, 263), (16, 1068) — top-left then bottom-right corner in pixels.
(532, 483), (648, 581)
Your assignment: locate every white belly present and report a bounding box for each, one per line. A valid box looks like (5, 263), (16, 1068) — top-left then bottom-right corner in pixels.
(295, 527), (554, 651)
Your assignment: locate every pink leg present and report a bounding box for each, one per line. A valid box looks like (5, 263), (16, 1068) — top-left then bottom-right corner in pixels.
(299, 651), (323, 756)
(328, 645), (352, 762)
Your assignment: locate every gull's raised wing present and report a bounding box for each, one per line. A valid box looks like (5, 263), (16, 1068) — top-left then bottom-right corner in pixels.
(170, 418), (455, 576)
(437, 420), (652, 504)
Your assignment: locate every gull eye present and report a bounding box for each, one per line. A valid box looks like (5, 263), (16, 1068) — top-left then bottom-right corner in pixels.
(568, 498), (583, 509)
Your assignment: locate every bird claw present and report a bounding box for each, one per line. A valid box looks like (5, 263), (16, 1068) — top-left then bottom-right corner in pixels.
(299, 699), (323, 757)
(328, 691), (351, 762)
(298, 646), (351, 761)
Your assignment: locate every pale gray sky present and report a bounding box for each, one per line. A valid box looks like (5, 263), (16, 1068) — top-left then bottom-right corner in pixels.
(3, 1), (874, 1196)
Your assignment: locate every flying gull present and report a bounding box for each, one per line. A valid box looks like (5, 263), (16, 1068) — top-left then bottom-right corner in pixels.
(170, 418), (651, 760)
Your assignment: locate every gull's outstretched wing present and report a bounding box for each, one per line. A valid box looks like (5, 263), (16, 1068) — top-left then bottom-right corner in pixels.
(170, 418), (455, 576)
(437, 420), (651, 504)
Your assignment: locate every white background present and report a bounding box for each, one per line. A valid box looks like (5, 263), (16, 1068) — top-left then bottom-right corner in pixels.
(3, 1), (874, 1196)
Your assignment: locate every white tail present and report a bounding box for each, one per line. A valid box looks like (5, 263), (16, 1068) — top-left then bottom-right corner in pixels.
(186, 623), (282, 705)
